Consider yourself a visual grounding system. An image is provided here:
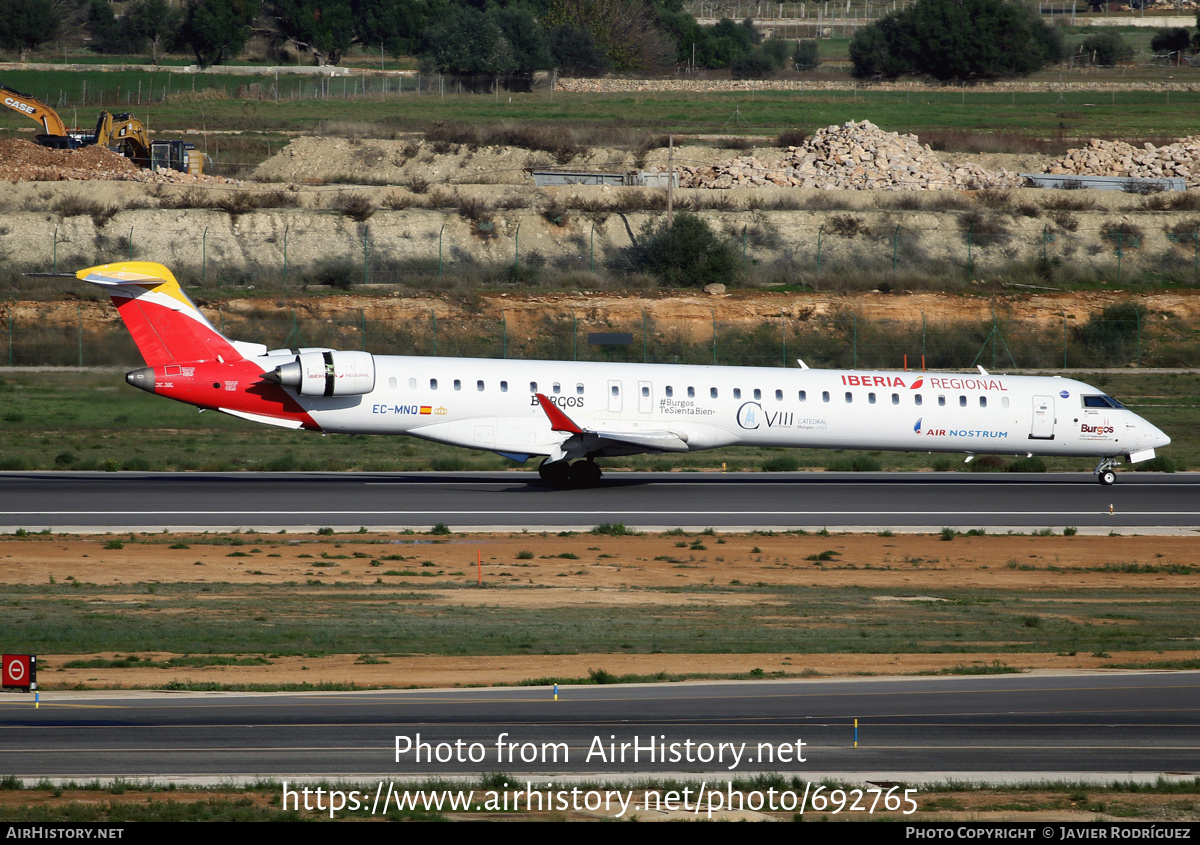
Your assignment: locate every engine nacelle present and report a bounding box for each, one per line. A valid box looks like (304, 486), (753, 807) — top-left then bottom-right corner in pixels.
(271, 350), (376, 397)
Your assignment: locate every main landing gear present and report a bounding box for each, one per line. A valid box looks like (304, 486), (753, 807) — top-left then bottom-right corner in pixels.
(538, 458), (602, 486)
(1094, 457), (1118, 486)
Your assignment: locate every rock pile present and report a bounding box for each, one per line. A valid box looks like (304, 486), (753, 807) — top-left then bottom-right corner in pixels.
(1043, 137), (1200, 188)
(0, 138), (230, 184)
(679, 120), (1021, 191)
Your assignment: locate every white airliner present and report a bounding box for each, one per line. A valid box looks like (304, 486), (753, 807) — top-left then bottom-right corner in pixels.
(76, 261), (1169, 485)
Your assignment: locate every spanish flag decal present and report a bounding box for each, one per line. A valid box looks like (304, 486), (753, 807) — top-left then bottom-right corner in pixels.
(419, 406), (432, 415)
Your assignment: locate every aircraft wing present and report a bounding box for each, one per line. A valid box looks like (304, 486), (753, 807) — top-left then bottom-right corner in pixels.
(535, 393), (689, 454)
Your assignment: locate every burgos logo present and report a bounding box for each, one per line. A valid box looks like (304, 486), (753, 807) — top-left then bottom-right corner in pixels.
(1081, 423), (1114, 435)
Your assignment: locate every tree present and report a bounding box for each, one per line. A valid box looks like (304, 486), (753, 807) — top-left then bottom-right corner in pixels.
(543, 0), (674, 72)
(549, 24), (609, 75)
(1080, 30), (1132, 66)
(421, 3), (550, 81)
(108, 0), (183, 64)
(849, 0), (1064, 81)
(793, 39), (819, 71)
(272, 0), (356, 65)
(0, 0), (60, 61)
(625, 213), (740, 288)
(179, 0), (260, 66)
(1150, 27), (1190, 61)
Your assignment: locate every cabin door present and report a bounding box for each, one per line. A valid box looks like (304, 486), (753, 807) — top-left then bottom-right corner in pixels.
(1029, 395), (1056, 440)
(607, 380), (622, 413)
(638, 380), (653, 414)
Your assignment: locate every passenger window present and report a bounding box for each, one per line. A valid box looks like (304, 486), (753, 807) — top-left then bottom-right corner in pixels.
(408, 377), (416, 389)
(388, 377), (397, 390)
(959, 395), (966, 407)
(1001, 397), (1010, 409)
(477, 380), (484, 392)
(915, 395), (923, 406)
(938, 395), (946, 407)
(641, 385), (650, 398)
(710, 387), (718, 399)
(753, 389), (761, 400)
(611, 385), (619, 396)
(454, 379), (461, 391)
(799, 390), (806, 401)
(688, 386), (695, 398)
(868, 392), (876, 404)
(500, 381), (508, 393)
(553, 383), (561, 395)
(576, 383), (584, 395)
(979, 396), (987, 408)
(775, 389), (783, 401)
(734, 388), (741, 399)
(822, 391), (830, 403)
(665, 386), (673, 398)
(430, 379), (438, 390)
(891, 393), (899, 405)
(530, 382), (537, 393)
(845, 392), (853, 403)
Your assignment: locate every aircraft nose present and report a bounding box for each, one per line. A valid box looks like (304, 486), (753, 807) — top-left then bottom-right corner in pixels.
(1150, 425), (1171, 450)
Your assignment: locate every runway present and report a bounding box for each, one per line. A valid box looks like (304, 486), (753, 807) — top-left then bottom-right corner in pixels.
(1, 674), (1196, 780)
(0, 470), (1196, 532)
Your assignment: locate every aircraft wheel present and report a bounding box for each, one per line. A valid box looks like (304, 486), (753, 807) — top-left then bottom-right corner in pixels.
(568, 461), (602, 486)
(538, 459), (571, 483)
(1098, 469), (1116, 486)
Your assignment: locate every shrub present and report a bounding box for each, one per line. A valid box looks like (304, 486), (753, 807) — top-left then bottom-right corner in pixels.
(334, 193), (376, 223)
(625, 212), (740, 288)
(1080, 31), (1133, 66)
(761, 455), (799, 472)
(1101, 221), (1143, 251)
(793, 39), (820, 70)
(1073, 303), (1141, 363)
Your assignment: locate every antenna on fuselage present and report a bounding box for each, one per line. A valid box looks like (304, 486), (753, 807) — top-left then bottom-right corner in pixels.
(796, 359), (809, 370)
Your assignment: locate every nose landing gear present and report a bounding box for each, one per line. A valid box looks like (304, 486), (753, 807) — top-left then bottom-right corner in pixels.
(1094, 457), (1118, 486)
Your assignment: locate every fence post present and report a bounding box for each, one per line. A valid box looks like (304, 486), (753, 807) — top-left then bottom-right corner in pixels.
(781, 313), (786, 366)
(851, 310), (857, 369)
(202, 226), (208, 283)
(892, 225), (899, 273)
(711, 309), (717, 365)
(590, 224), (594, 274)
(77, 305), (83, 366)
(1062, 308), (1067, 369)
(513, 222), (520, 276)
(501, 312), (506, 359)
(572, 310), (577, 361)
(438, 223), (445, 279)
(282, 224), (288, 284)
(363, 225), (369, 286)
(1136, 305), (1141, 367)
(642, 309), (647, 363)
(53, 226), (59, 273)
(816, 223), (823, 277)
(431, 309), (437, 356)
(7, 309), (12, 366)
(1115, 231), (1123, 284)
(128, 226), (134, 260)
(742, 225), (747, 270)
(360, 308), (365, 351)
(966, 221), (974, 278)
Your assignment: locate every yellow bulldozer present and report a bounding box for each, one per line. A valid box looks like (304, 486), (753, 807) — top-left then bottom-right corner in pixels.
(1, 84), (202, 175)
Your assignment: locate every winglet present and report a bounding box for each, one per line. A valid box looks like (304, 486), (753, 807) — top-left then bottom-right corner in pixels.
(535, 393), (582, 434)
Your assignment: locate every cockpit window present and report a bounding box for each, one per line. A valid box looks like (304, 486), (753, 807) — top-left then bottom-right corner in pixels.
(1084, 395), (1125, 409)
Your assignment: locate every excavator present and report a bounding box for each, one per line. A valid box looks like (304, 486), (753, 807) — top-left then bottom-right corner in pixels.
(1, 84), (202, 175)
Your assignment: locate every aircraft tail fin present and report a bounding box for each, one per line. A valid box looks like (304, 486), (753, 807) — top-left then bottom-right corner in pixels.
(77, 261), (243, 367)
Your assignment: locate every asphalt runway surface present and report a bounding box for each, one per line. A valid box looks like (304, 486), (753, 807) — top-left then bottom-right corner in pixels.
(1, 674), (1197, 779)
(0, 471), (1196, 532)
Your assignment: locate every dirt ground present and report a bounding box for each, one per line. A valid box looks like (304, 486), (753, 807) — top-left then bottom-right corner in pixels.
(4, 530), (1196, 690)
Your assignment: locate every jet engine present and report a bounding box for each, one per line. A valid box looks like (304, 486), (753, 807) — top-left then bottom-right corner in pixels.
(267, 350), (376, 397)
